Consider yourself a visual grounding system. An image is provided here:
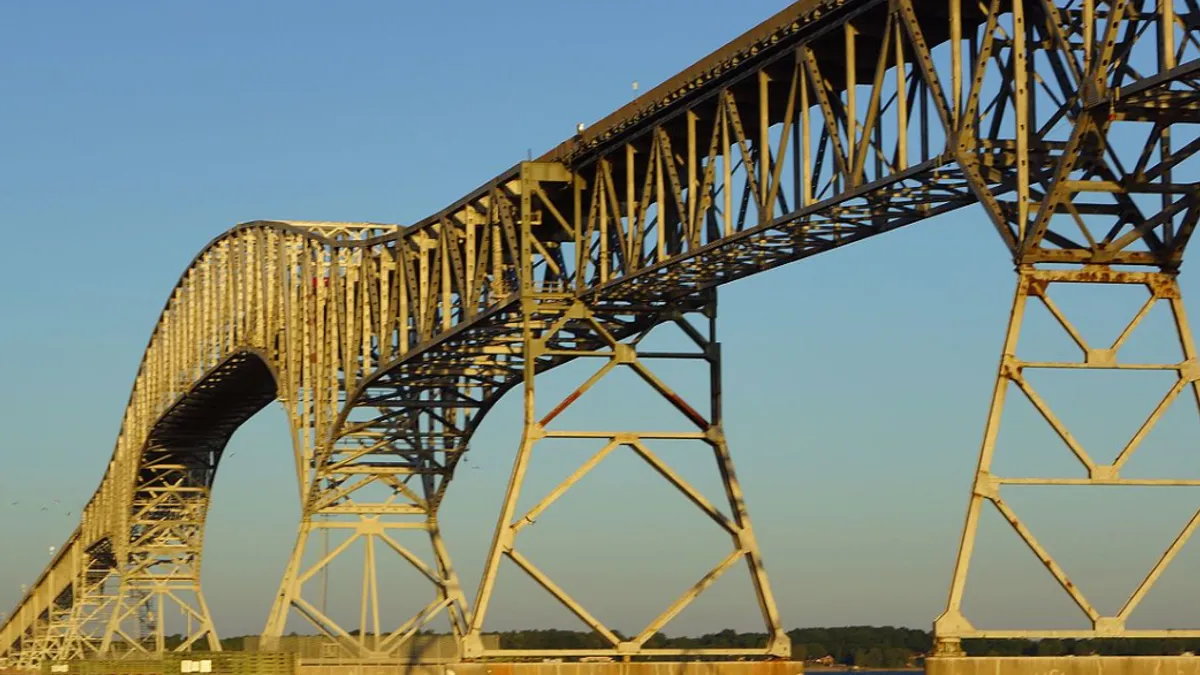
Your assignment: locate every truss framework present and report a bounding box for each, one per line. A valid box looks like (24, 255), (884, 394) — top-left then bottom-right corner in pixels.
(7, 551), (76, 670)
(932, 0), (1200, 652)
(99, 444), (220, 656)
(461, 290), (789, 659)
(936, 268), (1200, 651)
(5, 0), (1200, 667)
(57, 563), (117, 662)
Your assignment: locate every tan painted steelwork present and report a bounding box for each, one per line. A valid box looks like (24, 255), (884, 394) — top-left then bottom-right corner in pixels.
(3, 0), (1200, 670)
(936, 269), (1200, 653)
(461, 287), (788, 659)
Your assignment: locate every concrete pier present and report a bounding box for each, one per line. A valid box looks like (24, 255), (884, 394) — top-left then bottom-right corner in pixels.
(926, 656), (1200, 675)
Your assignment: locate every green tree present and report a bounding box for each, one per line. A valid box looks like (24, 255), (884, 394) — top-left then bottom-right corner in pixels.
(1037, 638), (1065, 656)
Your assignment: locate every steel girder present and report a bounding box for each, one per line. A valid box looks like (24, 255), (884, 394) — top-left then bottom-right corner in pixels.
(4, 0), (1200, 668)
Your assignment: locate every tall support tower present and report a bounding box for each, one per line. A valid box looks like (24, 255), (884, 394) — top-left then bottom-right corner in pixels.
(462, 164), (790, 660)
(100, 444), (221, 656)
(935, 0), (1200, 653)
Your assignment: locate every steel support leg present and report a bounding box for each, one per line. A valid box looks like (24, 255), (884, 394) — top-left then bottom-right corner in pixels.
(17, 591), (55, 667)
(936, 266), (1200, 652)
(16, 551), (88, 668)
(14, 620), (45, 671)
(57, 562), (116, 662)
(14, 627), (40, 672)
(462, 291), (789, 660)
(100, 578), (218, 657)
(98, 490), (219, 657)
(28, 610), (69, 665)
(260, 464), (470, 659)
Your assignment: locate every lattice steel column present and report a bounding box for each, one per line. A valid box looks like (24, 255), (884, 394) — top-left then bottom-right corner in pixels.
(935, 267), (1200, 652)
(932, 0), (1200, 650)
(260, 500), (470, 660)
(13, 629), (39, 672)
(261, 343), (473, 659)
(460, 163), (787, 659)
(100, 450), (220, 656)
(13, 621), (42, 671)
(462, 292), (788, 659)
(15, 562), (67, 669)
(31, 605), (74, 665)
(28, 547), (85, 665)
(57, 559), (117, 662)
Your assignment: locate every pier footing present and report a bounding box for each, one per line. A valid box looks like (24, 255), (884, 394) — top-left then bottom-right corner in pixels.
(927, 656), (1200, 675)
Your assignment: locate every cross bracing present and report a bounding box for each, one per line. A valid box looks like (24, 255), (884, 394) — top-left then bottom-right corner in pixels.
(4, 0), (1200, 667)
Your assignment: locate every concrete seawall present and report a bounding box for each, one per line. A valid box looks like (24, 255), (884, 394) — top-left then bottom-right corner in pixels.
(927, 656), (1200, 675)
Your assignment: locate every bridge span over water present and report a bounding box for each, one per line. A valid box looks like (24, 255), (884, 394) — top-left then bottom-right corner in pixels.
(4, 0), (1200, 673)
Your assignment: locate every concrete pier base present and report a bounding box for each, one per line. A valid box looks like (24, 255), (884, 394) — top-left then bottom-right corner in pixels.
(926, 656), (1200, 675)
(31, 656), (803, 675)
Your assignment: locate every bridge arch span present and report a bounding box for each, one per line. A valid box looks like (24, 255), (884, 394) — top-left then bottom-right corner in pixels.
(109, 217), (546, 658)
(4, 201), (738, 664)
(0, 217), (537, 662)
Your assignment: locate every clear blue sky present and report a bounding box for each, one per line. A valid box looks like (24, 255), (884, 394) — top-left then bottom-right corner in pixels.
(3, 0), (1200, 641)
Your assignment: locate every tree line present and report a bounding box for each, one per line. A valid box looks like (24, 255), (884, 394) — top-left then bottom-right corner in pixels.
(178, 627), (1200, 669)
(447, 627), (1200, 665)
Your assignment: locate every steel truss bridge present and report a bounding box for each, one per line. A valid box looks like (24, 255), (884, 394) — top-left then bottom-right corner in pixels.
(4, 0), (1200, 669)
